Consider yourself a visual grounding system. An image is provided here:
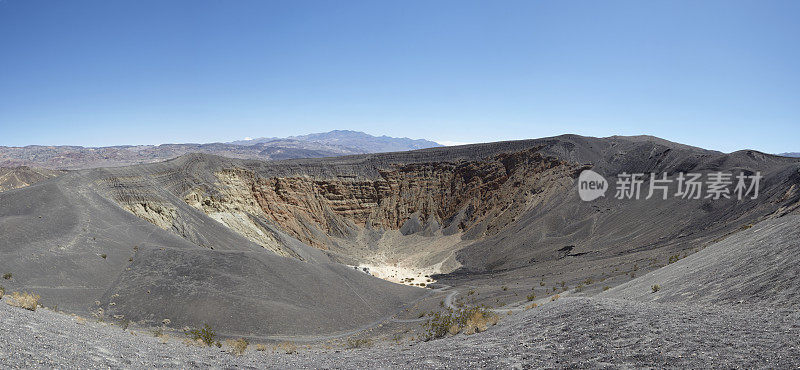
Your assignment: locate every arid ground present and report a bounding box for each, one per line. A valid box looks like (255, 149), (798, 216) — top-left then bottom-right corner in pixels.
(1, 135), (799, 368)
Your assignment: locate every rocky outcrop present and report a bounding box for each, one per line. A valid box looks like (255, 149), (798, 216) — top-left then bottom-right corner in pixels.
(184, 148), (580, 250)
(120, 202), (179, 231)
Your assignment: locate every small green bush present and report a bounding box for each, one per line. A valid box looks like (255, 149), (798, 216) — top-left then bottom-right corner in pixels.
(651, 284), (661, 293)
(526, 293), (536, 301)
(2, 273), (11, 280)
(185, 324), (216, 346)
(422, 305), (497, 341)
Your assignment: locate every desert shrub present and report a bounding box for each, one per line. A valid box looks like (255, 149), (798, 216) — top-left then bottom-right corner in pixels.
(100, 254), (107, 259)
(584, 278), (593, 285)
(550, 294), (560, 302)
(255, 343), (267, 351)
(346, 337), (373, 349)
(226, 338), (248, 355)
(651, 284), (661, 293)
(422, 310), (456, 341)
(525, 302), (538, 310)
(501, 286), (508, 291)
(151, 327), (164, 337)
(467, 289), (475, 296)
(0, 285), (4, 299)
(603, 286), (611, 291)
(391, 333), (404, 343)
(668, 254), (680, 264)
(462, 310), (499, 335)
(539, 281), (545, 286)
(526, 293), (535, 301)
(6, 291), (40, 311)
(93, 307), (105, 322)
(185, 324), (216, 346)
(2, 273), (12, 280)
(422, 305), (497, 341)
(277, 341), (297, 354)
(575, 284), (584, 292)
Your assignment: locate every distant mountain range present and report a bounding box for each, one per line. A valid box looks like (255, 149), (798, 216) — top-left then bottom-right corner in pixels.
(0, 130), (443, 170)
(779, 152), (800, 158)
(231, 130), (441, 153)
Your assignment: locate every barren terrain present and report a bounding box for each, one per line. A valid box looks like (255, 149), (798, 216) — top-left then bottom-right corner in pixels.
(1, 134), (799, 368)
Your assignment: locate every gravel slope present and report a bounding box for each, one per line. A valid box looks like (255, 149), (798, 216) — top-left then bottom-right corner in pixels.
(1, 296), (797, 368)
(604, 215), (800, 308)
(4, 215), (800, 368)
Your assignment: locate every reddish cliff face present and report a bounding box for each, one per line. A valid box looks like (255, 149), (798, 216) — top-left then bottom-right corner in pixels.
(184, 148), (580, 249)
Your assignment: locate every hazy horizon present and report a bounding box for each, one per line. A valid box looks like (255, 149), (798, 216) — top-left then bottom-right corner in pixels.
(0, 129), (797, 155)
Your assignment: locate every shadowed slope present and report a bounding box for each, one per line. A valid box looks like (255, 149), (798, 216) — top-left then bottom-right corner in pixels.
(0, 166), (425, 337)
(444, 137), (800, 289)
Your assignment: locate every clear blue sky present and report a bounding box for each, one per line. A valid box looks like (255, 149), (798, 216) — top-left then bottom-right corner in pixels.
(0, 0), (798, 153)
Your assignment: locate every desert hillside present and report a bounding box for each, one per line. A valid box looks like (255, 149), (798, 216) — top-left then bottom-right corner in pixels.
(1, 135), (798, 367)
